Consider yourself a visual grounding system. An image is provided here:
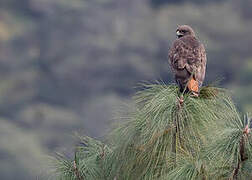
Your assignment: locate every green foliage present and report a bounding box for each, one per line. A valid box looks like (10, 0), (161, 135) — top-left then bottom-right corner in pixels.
(50, 135), (114, 180)
(51, 84), (252, 179)
(204, 114), (252, 179)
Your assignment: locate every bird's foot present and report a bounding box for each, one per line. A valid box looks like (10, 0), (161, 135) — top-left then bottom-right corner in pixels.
(190, 91), (199, 98)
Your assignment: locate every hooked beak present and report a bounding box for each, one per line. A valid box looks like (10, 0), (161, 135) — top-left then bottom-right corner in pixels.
(176, 30), (183, 37)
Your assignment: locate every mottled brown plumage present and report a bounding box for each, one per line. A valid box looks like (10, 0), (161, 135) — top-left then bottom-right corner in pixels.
(169, 25), (207, 96)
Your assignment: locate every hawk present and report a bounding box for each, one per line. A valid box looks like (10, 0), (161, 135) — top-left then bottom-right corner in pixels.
(169, 25), (207, 97)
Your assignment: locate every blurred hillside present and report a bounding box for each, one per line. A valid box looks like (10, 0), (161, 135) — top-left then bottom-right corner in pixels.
(0, 0), (252, 179)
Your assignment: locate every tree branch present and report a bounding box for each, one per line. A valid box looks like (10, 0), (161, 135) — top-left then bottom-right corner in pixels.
(232, 126), (250, 179)
(73, 160), (83, 180)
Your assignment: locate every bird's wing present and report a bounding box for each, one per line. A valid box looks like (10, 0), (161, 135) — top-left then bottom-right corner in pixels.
(168, 39), (187, 71)
(195, 44), (207, 86)
(183, 42), (206, 87)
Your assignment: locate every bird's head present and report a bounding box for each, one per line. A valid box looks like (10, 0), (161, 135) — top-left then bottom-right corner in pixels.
(176, 25), (195, 38)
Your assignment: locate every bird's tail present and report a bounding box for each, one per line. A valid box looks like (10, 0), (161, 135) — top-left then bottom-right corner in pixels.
(187, 78), (199, 96)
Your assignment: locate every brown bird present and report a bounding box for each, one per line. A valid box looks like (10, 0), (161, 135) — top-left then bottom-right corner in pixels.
(169, 25), (207, 96)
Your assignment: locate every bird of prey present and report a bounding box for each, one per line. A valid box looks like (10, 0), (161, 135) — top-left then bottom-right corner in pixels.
(169, 25), (207, 97)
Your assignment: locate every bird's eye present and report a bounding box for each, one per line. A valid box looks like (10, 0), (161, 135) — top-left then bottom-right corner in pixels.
(181, 30), (186, 33)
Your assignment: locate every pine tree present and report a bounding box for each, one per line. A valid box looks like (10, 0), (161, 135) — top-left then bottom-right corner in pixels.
(49, 83), (252, 180)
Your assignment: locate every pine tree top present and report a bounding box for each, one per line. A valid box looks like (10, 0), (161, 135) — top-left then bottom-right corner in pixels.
(50, 84), (252, 180)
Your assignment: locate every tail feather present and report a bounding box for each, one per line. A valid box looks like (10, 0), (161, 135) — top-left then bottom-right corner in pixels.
(188, 78), (199, 94)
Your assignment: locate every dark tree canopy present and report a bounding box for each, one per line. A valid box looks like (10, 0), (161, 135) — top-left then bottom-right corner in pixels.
(150, 0), (227, 8)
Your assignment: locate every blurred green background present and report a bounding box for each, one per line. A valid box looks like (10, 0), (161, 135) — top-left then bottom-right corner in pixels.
(0, 0), (251, 179)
